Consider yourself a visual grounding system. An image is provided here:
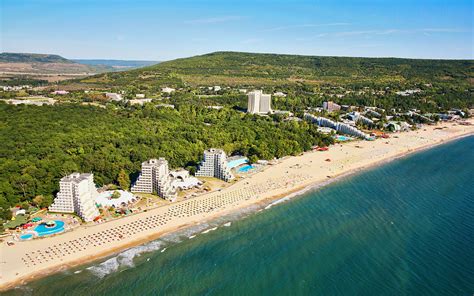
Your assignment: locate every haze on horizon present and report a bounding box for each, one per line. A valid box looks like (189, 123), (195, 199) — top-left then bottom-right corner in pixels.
(1, 0), (473, 61)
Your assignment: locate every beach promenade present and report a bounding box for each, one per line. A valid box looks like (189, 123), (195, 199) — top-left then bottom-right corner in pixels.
(1, 121), (473, 290)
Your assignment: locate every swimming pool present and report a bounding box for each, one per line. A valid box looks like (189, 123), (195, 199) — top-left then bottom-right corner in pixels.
(34, 220), (65, 237)
(20, 233), (34, 240)
(227, 157), (248, 169)
(237, 165), (254, 173)
(335, 135), (351, 141)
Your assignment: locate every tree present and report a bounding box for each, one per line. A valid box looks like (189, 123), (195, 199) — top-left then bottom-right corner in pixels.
(33, 195), (53, 209)
(33, 195), (44, 208)
(0, 205), (12, 221)
(111, 191), (121, 199)
(117, 169), (130, 190)
(18, 201), (30, 210)
(248, 155), (259, 164)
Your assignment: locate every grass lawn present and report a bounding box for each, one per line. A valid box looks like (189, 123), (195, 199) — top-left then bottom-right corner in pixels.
(4, 215), (28, 229)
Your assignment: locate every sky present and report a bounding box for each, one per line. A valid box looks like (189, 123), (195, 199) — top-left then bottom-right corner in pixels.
(1, 0), (473, 60)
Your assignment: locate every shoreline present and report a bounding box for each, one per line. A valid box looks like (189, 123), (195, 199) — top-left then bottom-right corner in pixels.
(1, 122), (473, 291)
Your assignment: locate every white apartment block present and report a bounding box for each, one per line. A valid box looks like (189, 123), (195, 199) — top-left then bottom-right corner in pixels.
(247, 90), (272, 114)
(131, 158), (177, 201)
(49, 173), (100, 222)
(195, 149), (235, 182)
(304, 113), (370, 140)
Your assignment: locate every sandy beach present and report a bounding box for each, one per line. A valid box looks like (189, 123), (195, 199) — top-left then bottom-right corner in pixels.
(1, 121), (473, 291)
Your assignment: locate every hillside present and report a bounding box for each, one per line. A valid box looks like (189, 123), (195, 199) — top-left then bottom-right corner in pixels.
(0, 52), (98, 78)
(0, 53), (161, 84)
(0, 53), (72, 64)
(74, 51), (474, 88)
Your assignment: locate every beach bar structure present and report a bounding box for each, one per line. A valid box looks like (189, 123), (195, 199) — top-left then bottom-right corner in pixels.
(131, 158), (177, 201)
(304, 113), (371, 140)
(195, 148), (235, 182)
(49, 173), (100, 222)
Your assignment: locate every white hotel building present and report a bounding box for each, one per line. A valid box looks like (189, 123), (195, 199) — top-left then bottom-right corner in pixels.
(304, 113), (370, 140)
(195, 149), (234, 182)
(247, 90), (272, 114)
(131, 158), (177, 201)
(49, 173), (100, 222)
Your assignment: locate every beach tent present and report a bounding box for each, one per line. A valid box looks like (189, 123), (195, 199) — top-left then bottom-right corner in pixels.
(16, 209), (26, 216)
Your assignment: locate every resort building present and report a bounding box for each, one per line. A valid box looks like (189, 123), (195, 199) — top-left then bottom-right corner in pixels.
(49, 173), (100, 222)
(395, 89), (421, 96)
(2, 85), (30, 91)
(95, 190), (137, 208)
(317, 127), (335, 134)
(105, 92), (123, 101)
(405, 111), (434, 124)
(161, 87), (175, 94)
(365, 108), (382, 118)
(247, 90), (272, 114)
(322, 101), (341, 112)
(131, 158), (177, 201)
(304, 113), (370, 140)
(195, 149), (235, 182)
(6, 98), (55, 106)
(207, 105), (224, 110)
(129, 98), (152, 106)
(169, 169), (202, 190)
(347, 112), (375, 126)
(51, 90), (69, 95)
(273, 91), (287, 97)
(384, 121), (412, 132)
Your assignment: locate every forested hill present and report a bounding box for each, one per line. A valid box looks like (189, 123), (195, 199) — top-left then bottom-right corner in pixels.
(0, 53), (73, 64)
(74, 51), (474, 87)
(152, 51), (472, 80)
(0, 52), (101, 75)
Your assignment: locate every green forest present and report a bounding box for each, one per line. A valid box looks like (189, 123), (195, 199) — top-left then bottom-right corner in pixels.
(0, 103), (333, 213)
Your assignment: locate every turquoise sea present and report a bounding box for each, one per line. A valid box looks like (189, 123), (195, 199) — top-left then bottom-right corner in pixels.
(7, 136), (474, 296)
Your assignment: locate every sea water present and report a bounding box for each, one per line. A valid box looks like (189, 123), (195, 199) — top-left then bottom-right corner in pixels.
(7, 136), (474, 296)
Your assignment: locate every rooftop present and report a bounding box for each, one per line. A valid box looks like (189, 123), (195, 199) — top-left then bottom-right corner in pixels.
(61, 173), (92, 183)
